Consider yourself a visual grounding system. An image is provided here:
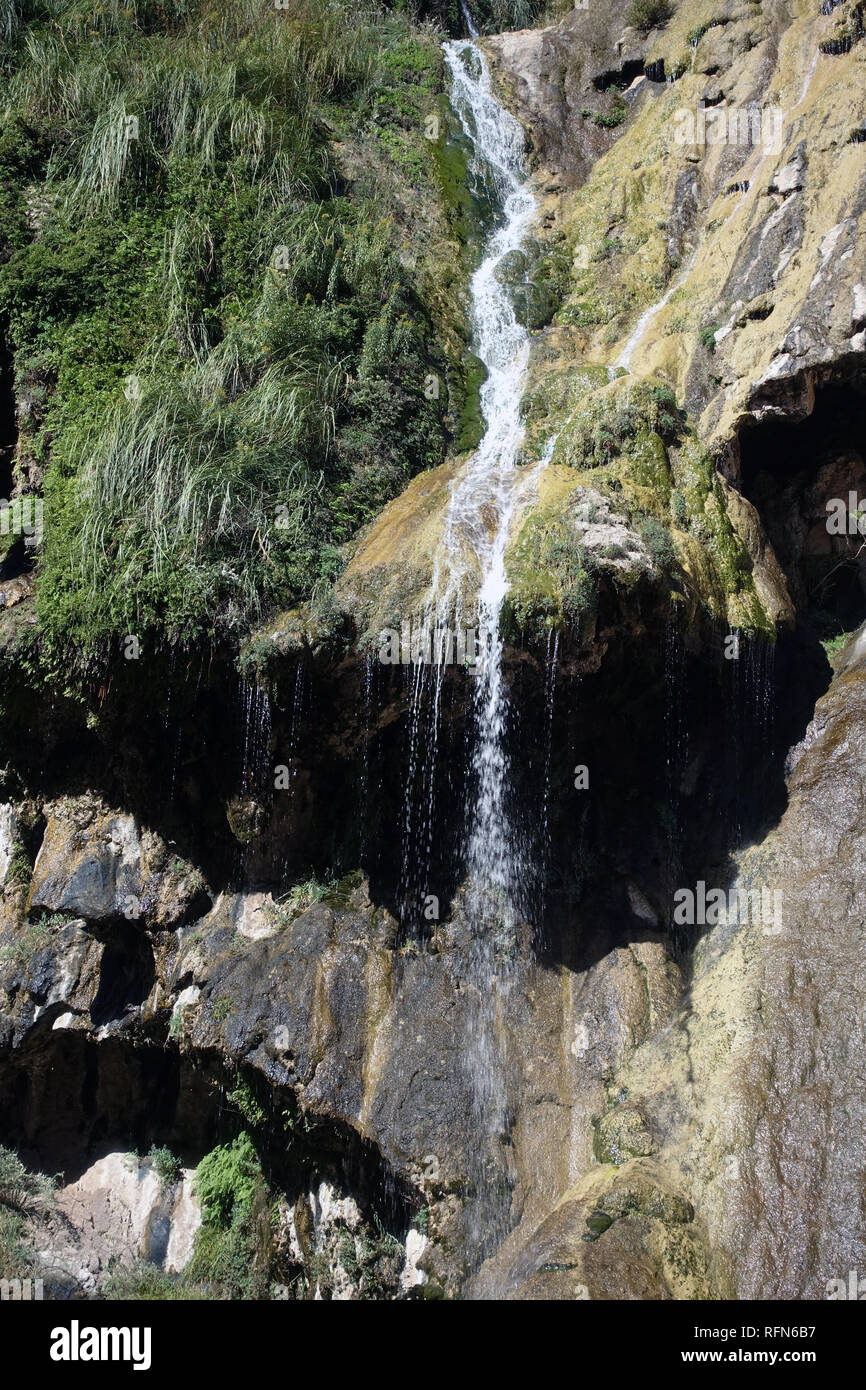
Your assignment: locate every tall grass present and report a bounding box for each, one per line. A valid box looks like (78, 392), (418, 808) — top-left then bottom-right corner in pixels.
(1, 0), (450, 653)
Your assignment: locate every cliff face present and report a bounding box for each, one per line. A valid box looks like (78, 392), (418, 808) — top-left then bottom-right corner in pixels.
(1, 0), (866, 1302)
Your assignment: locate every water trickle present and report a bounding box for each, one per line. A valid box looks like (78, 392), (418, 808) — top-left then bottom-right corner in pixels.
(616, 247), (699, 373)
(239, 680), (272, 796)
(459, 0), (479, 39)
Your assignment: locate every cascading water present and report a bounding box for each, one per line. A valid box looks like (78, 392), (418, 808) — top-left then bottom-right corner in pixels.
(459, 0), (479, 39)
(400, 37), (540, 1258)
(438, 38), (537, 935)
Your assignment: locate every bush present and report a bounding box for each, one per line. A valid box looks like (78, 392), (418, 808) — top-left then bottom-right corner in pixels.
(627, 0), (675, 33)
(0, 1145), (56, 1213)
(593, 102), (628, 130)
(638, 516), (678, 571)
(188, 1132), (269, 1298)
(148, 1144), (182, 1189)
(194, 1133), (259, 1227)
(700, 323), (722, 353)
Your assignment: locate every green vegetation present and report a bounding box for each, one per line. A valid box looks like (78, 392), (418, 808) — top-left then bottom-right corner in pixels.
(506, 513), (598, 639)
(0, 912), (58, 967)
(594, 99), (629, 130)
(821, 631), (852, 660)
(211, 994), (234, 1023)
(226, 1072), (268, 1129)
(0, 0), (470, 681)
(700, 322), (722, 353)
(4, 841), (32, 887)
(627, 0), (674, 32)
(194, 1132), (259, 1227)
(186, 1132), (264, 1298)
(269, 872), (337, 928)
(0, 1144), (56, 1213)
(637, 515), (677, 571)
(148, 1144), (182, 1189)
(104, 1260), (209, 1300)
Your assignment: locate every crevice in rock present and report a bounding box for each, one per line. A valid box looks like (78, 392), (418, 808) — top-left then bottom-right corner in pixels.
(592, 60), (644, 92)
(738, 383), (866, 638)
(89, 922), (156, 1028)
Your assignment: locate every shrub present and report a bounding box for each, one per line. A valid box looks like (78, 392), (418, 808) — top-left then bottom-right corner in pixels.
(0, 1145), (56, 1213)
(148, 1144), (182, 1189)
(700, 322), (722, 352)
(638, 516), (678, 571)
(194, 1133), (259, 1227)
(593, 103), (628, 129)
(628, 0), (675, 33)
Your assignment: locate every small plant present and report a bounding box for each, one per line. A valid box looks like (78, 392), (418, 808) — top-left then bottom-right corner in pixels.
(821, 632), (850, 660)
(638, 516), (678, 571)
(628, 0), (674, 33)
(700, 322), (722, 353)
(5, 843), (31, 887)
(148, 1144), (182, 1190)
(598, 237), (624, 259)
(270, 873), (336, 928)
(0, 1145), (56, 1213)
(0, 915), (59, 967)
(594, 103), (628, 130)
(226, 1073), (268, 1128)
(211, 995), (234, 1023)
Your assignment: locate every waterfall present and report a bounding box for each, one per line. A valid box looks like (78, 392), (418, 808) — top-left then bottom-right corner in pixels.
(459, 1), (479, 39)
(414, 37), (539, 1259)
(397, 39), (538, 940)
(438, 41), (536, 937)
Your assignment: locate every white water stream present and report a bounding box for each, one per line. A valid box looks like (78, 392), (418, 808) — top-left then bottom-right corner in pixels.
(435, 40), (537, 928)
(396, 37), (540, 1258)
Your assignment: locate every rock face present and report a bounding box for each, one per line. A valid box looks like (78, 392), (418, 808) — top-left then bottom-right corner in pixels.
(40, 1154), (201, 1296)
(485, 0), (866, 462)
(586, 623), (866, 1299)
(1, 3), (865, 1302)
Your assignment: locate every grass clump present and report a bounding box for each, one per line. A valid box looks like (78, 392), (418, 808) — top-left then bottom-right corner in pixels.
(0, 1144), (56, 1214)
(627, 0), (674, 32)
(0, 0), (463, 674)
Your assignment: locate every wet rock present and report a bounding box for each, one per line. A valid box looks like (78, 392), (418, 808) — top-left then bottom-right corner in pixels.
(594, 1102), (656, 1165)
(27, 797), (206, 927)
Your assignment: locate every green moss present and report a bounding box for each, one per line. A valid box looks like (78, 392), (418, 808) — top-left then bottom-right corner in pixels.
(505, 506), (598, 640)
